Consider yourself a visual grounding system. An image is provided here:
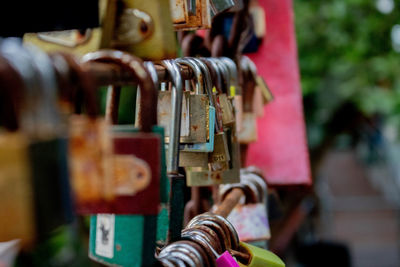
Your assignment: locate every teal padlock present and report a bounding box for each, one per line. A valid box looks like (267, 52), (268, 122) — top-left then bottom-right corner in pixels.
(237, 242), (285, 267)
(89, 214), (157, 266)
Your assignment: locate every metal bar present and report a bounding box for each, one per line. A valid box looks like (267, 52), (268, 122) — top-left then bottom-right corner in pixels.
(83, 61), (194, 87)
(214, 188), (244, 218)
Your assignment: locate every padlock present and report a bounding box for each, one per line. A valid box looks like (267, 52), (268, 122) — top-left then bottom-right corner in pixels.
(237, 242), (285, 267)
(200, 58), (231, 171)
(209, 58), (235, 127)
(82, 50), (161, 215)
(220, 57), (244, 135)
(207, 58), (240, 183)
(50, 52), (115, 215)
(184, 58), (240, 186)
(219, 173), (270, 243)
(159, 59), (186, 243)
(238, 56), (258, 144)
(0, 54), (35, 248)
(1, 40), (75, 239)
(158, 58), (209, 145)
(174, 58), (215, 154)
(102, 0), (177, 60)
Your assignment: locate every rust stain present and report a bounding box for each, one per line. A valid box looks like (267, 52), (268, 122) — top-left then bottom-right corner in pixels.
(192, 125), (198, 131)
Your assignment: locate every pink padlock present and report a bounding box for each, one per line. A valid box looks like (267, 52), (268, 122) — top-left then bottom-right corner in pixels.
(216, 251), (240, 267)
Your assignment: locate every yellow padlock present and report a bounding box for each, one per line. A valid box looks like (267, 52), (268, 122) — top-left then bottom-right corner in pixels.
(237, 242), (285, 267)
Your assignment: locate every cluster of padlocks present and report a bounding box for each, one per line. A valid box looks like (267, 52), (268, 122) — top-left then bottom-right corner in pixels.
(0, 1), (291, 266)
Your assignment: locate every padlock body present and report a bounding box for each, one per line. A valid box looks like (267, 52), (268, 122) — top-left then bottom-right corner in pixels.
(227, 203), (270, 242)
(89, 214), (157, 267)
(239, 242), (285, 267)
(238, 112), (257, 144)
(111, 129), (161, 215)
(0, 133), (35, 248)
(69, 116), (114, 215)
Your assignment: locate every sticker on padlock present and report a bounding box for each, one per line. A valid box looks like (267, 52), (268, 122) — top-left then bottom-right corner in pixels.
(227, 203), (270, 242)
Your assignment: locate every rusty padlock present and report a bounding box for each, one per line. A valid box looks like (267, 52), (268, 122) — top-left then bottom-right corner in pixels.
(82, 49), (161, 215)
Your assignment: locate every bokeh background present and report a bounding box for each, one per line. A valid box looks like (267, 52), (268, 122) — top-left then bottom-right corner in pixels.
(292, 0), (400, 266)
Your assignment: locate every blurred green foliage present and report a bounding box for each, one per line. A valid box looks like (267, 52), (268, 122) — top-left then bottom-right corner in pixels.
(294, 0), (400, 148)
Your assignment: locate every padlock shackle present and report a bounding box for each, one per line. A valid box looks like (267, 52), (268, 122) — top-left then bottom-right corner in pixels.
(50, 53), (99, 118)
(1, 39), (60, 138)
(25, 45), (62, 136)
(199, 58), (224, 133)
(209, 58), (231, 95)
(186, 57), (215, 107)
(220, 57), (239, 91)
(81, 50), (157, 132)
(159, 59), (183, 173)
(0, 55), (24, 131)
(175, 58), (204, 95)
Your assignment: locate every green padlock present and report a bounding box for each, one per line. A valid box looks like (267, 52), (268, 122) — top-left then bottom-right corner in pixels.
(89, 214), (157, 266)
(237, 242), (285, 267)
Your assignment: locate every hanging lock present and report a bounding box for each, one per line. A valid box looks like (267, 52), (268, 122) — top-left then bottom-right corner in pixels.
(238, 56), (258, 144)
(158, 60), (187, 243)
(51, 52), (115, 215)
(82, 50), (161, 215)
(158, 58), (209, 146)
(2, 40), (75, 240)
(219, 173), (270, 243)
(174, 58), (216, 166)
(236, 242), (285, 267)
(220, 57), (243, 133)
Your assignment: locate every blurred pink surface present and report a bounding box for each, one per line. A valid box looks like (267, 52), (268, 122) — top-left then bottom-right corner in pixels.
(246, 0), (311, 185)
